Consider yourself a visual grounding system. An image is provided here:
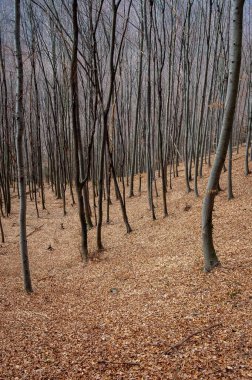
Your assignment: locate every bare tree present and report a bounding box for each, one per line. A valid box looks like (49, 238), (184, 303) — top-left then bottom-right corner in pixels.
(202, 0), (245, 272)
(15, 0), (33, 292)
(71, 0), (88, 262)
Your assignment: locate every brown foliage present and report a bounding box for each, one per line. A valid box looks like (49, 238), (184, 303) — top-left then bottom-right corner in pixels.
(0, 154), (252, 379)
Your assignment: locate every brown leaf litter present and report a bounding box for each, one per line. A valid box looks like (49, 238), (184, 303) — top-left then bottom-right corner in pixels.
(0, 153), (252, 379)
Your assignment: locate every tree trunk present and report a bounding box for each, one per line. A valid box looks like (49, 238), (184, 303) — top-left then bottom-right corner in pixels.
(0, 215), (4, 243)
(245, 59), (252, 176)
(15, 0), (33, 293)
(202, 0), (244, 272)
(228, 129), (234, 200)
(71, 0), (88, 262)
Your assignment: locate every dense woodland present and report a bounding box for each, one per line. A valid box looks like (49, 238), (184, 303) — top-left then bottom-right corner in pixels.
(0, 0), (251, 287)
(1, 1), (252, 379)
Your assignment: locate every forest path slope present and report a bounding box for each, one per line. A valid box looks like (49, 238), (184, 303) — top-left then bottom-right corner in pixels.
(1, 154), (252, 379)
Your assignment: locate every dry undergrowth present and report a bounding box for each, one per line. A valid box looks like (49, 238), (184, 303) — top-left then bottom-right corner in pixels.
(0, 154), (252, 380)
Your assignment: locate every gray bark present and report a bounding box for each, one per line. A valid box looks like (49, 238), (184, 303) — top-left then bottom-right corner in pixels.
(71, 0), (88, 262)
(15, 0), (33, 293)
(202, 0), (244, 272)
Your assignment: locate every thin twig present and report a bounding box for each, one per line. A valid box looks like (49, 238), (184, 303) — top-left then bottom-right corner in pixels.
(27, 224), (44, 237)
(164, 323), (222, 355)
(98, 360), (140, 366)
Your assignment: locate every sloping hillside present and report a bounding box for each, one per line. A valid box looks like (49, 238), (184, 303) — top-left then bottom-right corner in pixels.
(1, 155), (252, 380)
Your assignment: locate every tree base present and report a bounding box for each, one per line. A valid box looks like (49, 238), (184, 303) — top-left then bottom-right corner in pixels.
(204, 259), (221, 273)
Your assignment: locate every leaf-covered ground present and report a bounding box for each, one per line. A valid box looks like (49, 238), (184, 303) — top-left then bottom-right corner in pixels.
(1, 154), (252, 379)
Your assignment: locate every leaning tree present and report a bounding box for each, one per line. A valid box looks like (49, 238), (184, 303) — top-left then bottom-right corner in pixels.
(202, 0), (245, 272)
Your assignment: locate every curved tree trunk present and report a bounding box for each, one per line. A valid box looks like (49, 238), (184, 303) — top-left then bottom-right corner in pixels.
(202, 0), (244, 272)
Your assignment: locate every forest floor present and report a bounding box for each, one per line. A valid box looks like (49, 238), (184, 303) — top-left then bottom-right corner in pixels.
(1, 153), (252, 380)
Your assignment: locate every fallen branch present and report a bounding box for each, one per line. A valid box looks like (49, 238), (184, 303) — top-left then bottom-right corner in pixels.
(98, 360), (140, 367)
(27, 224), (44, 238)
(15, 224), (44, 238)
(37, 274), (55, 282)
(164, 323), (222, 355)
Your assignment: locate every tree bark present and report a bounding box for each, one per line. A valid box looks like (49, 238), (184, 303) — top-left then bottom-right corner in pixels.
(71, 0), (88, 262)
(15, 0), (33, 293)
(202, 0), (244, 272)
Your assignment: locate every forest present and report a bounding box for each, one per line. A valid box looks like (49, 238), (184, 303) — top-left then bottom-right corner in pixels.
(0, 0), (252, 379)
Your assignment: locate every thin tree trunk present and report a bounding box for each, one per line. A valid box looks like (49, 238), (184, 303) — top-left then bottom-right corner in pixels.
(228, 129), (234, 200)
(15, 0), (33, 293)
(0, 215), (4, 243)
(245, 60), (252, 176)
(202, 0), (244, 272)
(71, 0), (88, 262)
